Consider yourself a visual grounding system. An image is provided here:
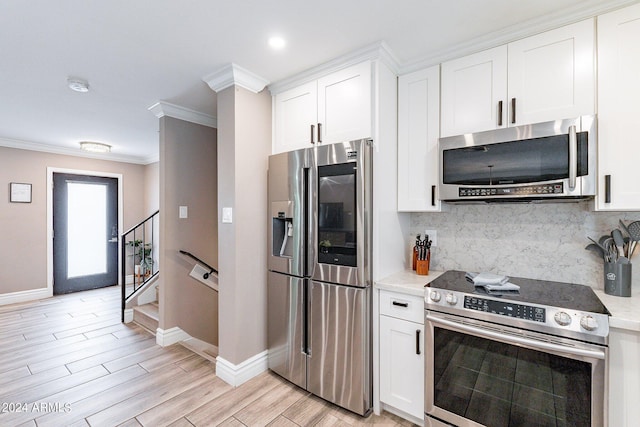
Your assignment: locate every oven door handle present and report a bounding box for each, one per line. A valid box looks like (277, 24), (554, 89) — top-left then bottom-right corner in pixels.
(426, 314), (606, 360)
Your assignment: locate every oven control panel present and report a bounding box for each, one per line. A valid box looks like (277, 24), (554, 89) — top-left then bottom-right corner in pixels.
(464, 296), (545, 322)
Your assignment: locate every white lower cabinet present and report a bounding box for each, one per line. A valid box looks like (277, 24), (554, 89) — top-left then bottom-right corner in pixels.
(379, 290), (424, 421)
(608, 327), (640, 427)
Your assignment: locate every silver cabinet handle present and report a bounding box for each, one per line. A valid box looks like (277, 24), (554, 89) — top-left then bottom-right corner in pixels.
(498, 100), (503, 127)
(568, 125), (577, 191)
(426, 314), (605, 360)
(317, 123), (322, 143)
(605, 175), (611, 203)
(310, 124), (315, 144)
(416, 329), (421, 355)
(511, 98), (516, 124)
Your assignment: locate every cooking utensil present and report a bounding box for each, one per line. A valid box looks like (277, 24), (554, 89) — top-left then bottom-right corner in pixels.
(603, 237), (619, 263)
(627, 220), (640, 258)
(612, 228), (625, 257)
(585, 243), (605, 260)
(588, 236), (609, 254)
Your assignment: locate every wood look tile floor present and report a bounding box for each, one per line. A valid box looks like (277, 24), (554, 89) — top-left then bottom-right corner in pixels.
(0, 286), (414, 427)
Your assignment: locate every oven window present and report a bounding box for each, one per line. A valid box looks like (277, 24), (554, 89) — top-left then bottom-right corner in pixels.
(442, 132), (588, 185)
(317, 163), (357, 267)
(433, 327), (591, 427)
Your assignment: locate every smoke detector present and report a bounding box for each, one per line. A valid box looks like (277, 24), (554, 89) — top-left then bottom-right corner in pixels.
(68, 78), (89, 93)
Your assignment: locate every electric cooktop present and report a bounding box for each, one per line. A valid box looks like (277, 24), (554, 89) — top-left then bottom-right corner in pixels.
(427, 270), (609, 315)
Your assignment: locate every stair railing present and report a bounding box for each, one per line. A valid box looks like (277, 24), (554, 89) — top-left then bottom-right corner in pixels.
(121, 210), (159, 322)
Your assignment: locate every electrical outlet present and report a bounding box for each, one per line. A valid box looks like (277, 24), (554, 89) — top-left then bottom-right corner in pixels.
(424, 229), (437, 246)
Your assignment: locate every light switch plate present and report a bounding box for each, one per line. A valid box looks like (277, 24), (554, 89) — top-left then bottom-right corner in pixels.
(222, 207), (233, 223)
(425, 229), (437, 246)
(179, 206), (188, 219)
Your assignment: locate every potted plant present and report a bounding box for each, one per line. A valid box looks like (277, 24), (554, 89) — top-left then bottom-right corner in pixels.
(126, 239), (154, 276)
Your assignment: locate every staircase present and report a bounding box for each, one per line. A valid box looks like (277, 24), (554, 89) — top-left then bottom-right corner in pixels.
(133, 301), (159, 333)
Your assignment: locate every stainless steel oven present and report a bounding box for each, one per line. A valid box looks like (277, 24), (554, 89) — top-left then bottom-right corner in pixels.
(424, 271), (609, 427)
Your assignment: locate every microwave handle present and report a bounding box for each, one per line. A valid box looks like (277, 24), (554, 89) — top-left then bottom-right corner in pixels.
(568, 125), (577, 191)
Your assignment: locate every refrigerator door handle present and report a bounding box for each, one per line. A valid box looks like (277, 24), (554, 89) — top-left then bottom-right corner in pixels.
(305, 280), (312, 356)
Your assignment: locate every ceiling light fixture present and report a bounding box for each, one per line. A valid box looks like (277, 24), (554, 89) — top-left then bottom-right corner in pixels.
(268, 36), (286, 50)
(68, 78), (90, 93)
(80, 141), (111, 153)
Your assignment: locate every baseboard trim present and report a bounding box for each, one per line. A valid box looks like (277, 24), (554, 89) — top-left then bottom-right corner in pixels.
(0, 287), (52, 306)
(156, 326), (190, 347)
(216, 350), (268, 387)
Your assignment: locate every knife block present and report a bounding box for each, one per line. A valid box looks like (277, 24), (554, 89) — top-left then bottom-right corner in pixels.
(416, 252), (430, 276)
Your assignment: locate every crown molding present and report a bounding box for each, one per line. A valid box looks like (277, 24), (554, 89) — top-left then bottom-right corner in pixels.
(0, 137), (155, 165)
(399, 0), (638, 74)
(268, 41), (401, 95)
(148, 101), (217, 128)
(203, 63), (270, 94)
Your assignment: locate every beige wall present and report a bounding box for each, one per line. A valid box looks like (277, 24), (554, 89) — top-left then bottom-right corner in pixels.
(0, 146), (147, 295)
(144, 162), (159, 214)
(217, 86), (271, 364)
(158, 116), (218, 345)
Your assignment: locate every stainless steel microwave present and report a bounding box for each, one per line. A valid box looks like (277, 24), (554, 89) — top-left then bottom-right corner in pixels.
(438, 115), (596, 203)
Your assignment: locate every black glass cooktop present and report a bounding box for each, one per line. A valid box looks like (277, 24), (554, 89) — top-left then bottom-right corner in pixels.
(428, 270), (610, 315)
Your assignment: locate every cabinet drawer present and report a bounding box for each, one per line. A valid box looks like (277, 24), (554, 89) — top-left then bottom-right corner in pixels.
(379, 290), (424, 323)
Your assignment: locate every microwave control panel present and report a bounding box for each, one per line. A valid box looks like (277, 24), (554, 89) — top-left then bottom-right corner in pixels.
(459, 183), (563, 198)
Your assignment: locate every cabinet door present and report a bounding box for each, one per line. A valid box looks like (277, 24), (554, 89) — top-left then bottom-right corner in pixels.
(596, 4), (640, 211)
(273, 81), (317, 154)
(379, 315), (424, 419)
(441, 46), (507, 137)
(317, 61), (372, 144)
(508, 19), (595, 126)
(398, 66), (441, 211)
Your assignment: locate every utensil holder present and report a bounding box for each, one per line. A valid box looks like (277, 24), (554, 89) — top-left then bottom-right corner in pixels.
(604, 262), (632, 297)
(416, 252), (430, 276)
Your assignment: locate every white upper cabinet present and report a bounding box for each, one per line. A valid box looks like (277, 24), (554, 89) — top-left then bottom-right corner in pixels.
(273, 61), (372, 154)
(317, 62), (372, 144)
(273, 81), (318, 154)
(441, 19), (595, 137)
(441, 46), (507, 137)
(397, 66), (442, 211)
(508, 19), (595, 126)
(596, 3), (640, 211)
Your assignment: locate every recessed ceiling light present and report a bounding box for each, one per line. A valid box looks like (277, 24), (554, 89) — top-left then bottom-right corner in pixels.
(268, 36), (286, 50)
(68, 78), (90, 93)
(80, 141), (111, 153)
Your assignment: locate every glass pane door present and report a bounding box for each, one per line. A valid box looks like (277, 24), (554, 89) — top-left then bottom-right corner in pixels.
(67, 182), (108, 278)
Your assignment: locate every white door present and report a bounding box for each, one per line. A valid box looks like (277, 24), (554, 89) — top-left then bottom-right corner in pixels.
(441, 46), (508, 137)
(596, 4), (640, 210)
(273, 80), (317, 154)
(379, 315), (424, 419)
(397, 66), (441, 212)
(317, 61), (372, 144)
(508, 18), (595, 126)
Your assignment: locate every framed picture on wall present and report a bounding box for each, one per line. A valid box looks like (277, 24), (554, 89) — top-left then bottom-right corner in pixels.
(10, 182), (32, 203)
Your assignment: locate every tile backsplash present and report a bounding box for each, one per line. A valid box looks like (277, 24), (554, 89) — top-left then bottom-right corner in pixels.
(411, 201), (640, 289)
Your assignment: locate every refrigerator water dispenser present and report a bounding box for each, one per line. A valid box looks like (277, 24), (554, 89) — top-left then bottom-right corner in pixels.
(271, 201), (294, 258)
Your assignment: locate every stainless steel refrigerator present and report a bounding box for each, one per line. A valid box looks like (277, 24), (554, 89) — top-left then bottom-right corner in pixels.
(267, 139), (372, 416)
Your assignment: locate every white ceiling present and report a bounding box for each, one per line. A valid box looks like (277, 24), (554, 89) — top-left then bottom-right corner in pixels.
(0, 0), (634, 164)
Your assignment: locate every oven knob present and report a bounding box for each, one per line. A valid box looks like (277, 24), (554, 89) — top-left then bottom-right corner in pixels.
(445, 293), (458, 305)
(554, 311), (572, 326)
(430, 291), (441, 302)
(580, 315), (598, 331)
